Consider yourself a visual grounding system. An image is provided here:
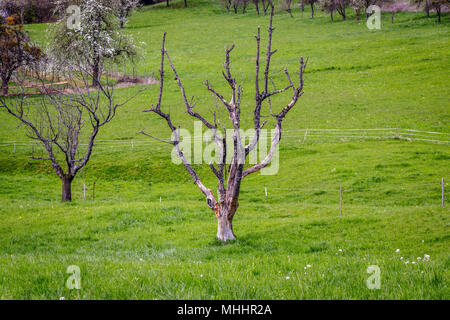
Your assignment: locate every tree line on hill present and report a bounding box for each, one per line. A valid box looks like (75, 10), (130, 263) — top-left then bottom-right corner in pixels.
(223, 0), (448, 22)
(0, 0), (146, 25)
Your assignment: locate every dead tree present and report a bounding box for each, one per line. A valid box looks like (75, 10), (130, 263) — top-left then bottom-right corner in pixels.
(141, 3), (307, 242)
(0, 59), (139, 202)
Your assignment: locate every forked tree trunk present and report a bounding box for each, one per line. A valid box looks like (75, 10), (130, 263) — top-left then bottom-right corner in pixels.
(61, 176), (73, 202)
(216, 212), (236, 242)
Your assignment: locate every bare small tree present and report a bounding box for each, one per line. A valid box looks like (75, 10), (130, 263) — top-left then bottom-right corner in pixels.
(0, 59), (139, 202)
(320, 0), (337, 20)
(305, 0), (319, 18)
(430, 0), (448, 22)
(279, 0), (294, 17)
(141, 3), (307, 242)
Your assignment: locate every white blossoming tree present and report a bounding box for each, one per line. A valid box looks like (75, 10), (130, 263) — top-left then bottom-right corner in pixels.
(50, 0), (137, 87)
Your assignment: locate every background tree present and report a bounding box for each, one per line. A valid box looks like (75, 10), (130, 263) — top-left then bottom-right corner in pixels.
(0, 59), (140, 202)
(50, 0), (137, 87)
(3, 0), (30, 25)
(430, 0), (449, 22)
(113, 0), (141, 28)
(279, 0), (294, 17)
(335, 0), (349, 20)
(320, 0), (337, 20)
(141, 3), (307, 242)
(349, 0), (364, 20)
(411, 0), (432, 17)
(262, 0), (271, 14)
(305, 0), (319, 18)
(253, 0), (261, 15)
(0, 16), (44, 95)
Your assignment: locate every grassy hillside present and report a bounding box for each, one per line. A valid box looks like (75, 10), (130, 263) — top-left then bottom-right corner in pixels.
(0, 0), (448, 299)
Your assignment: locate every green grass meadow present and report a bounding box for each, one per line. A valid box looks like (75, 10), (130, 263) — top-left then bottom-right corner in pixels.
(0, 0), (449, 299)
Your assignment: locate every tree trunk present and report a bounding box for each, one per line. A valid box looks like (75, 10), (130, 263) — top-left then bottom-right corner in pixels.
(166, 0), (169, 7)
(311, 4), (314, 18)
(391, 12), (394, 24)
(301, 0), (304, 12)
(437, 7), (441, 23)
(355, 9), (360, 20)
(120, 17), (124, 28)
(92, 56), (100, 87)
(243, 2), (246, 14)
(255, 1), (259, 15)
(216, 214), (236, 242)
(1, 77), (9, 96)
(425, 4), (430, 17)
(20, 8), (25, 25)
(61, 176), (73, 202)
(184, 0), (187, 8)
(331, 11), (334, 21)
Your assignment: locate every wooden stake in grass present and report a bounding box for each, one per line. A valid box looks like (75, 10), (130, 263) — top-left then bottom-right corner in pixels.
(442, 178), (445, 208)
(340, 185), (343, 216)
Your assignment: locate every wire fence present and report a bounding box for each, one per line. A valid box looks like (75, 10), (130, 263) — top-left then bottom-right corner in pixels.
(0, 128), (449, 152)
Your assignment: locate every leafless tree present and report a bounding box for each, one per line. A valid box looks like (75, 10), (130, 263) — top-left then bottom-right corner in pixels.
(349, 0), (363, 20)
(141, 2), (307, 242)
(0, 59), (140, 202)
(430, 0), (448, 22)
(335, 0), (349, 20)
(320, 0), (337, 20)
(253, 0), (261, 15)
(305, 0), (319, 18)
(262, 0), (271, 14)
(279, 0), (294, 17)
